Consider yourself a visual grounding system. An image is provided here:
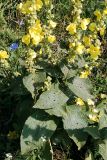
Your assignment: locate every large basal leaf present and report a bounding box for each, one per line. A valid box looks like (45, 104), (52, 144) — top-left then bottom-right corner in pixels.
(97, 99), (107, 110)
(77, 57), (86, 68)
(63, 105), (88, 129)
(97, 100), (107, 131)
(63, 105), (88, 149)
(23, 71), (46, 98)
(99, 140), (107, 160)
(51, 128), (72, 149)
(66, 76), (93, 101)
(84, 126), (100, 139)
(85, 150), (94, 160)
(21, 110), (57, 154)
(99, 109), (107, 160)
(68, 129), (88, 150)
(33, 84), (69, 117)
(99, 107), (107, 129)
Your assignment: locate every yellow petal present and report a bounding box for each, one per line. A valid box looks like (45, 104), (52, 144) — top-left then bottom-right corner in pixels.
(80, 18), (90, 30)
(48, 35), (56, 43)
(66, 23), (76, 35)
(89, 23), (96, 32)
(94, 10), (102, 20)
(49, 20), (57, 28)
(0, 50), (9, 59)
(75, 97), (85, 106)
(22, 34), (30, 45)
(87, 99), (94, 106)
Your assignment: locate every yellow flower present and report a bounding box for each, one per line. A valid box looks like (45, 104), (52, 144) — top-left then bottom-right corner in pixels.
(83, 36), (91, 47)
(44, 0), (50, 5)
(35, 0), (43, 11)
(84, 64), (89, 68)
(39, 49), (42, 54)
(17, 1), (32, 14)
(48, 35), (56, 43)
(66, 23), (76, 35)
(95, 39), (101, 46)
(22, 34), (30, 45)
(17, 0), (43, 14)
(80, 18), (90, 30)
(100, 93), (107, 99)
(87, 44), (101, 60)
(14, 72), (21, 76)
(94, 10), (102, 20)
(69, 42), (75, 48)
(89, 23), (96, 32)
(29, 20), (42, 38)
(87, 99), (95, 106)
(92, 108), (99, 114)
(76, 43), (85, 54)
(80, 70), (91, 78)
(75, 98), (85, 106)
(89, 114), (99, 122)
(99, 26), (105, 36)
(28, 49), (37, 59)
(0, 50), (9, 59)
(17, 3), (23, 10)
(29, 20), (44, 45)
(32, 34), (43, 45)
(68, 54), (76, 63)
(49, 20), (57, 28)
(103, 9), (107, 15)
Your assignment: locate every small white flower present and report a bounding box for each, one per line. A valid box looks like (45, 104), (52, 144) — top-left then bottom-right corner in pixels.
(6, 153), (12, 159)
(93, 108), (99, 113)
(87, 99), (95, 106)
(41, 136), (46, 142)
(100, 93), (107, 99)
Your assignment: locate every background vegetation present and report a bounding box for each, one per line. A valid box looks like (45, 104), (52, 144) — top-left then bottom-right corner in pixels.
(0, 0), (107, 160)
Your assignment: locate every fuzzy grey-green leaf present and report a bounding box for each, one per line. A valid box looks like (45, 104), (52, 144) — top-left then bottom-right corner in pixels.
(66, 76), (93, 101)
(63, 105), (88, 130)
(23, 71), (46, 98)
(99, 140), (107, 160)
(63, 105), (88, 149)
(33, 84), (69, 117)
(21, 111), (57, 154)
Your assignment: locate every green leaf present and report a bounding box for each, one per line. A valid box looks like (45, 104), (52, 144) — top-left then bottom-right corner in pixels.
(60, 63), (76, 79)
(99, 109), (107, 129)
(99, 140), (107, 160)
(60, 64), (69, 78)
(97, 99), (107, 110)
(37, 61), (63, 78)
(52, 128), (72, 148)
(85, 150), (94, 160)
(63, 105), (88, 129)
(66, 76), (93, 101)
(77, 57), (86, 68)
(23, 71), (46, 98)
(99, 120), (107, 160)
(21, 110), (57, 154)
(63, 105), (88, 149)
(68, 129), (88, 150)
(84, 126), (100, 139)
(33, 84), (69, 117)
